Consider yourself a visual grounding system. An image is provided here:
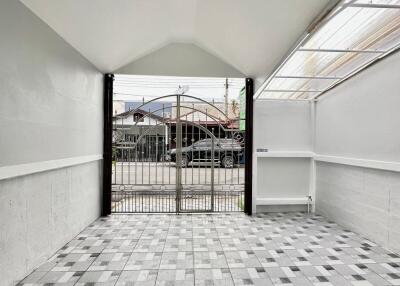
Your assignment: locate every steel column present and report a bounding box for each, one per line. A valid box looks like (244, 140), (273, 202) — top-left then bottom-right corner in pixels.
(102, 73), (114, 216)
(244, 78), (253, 215)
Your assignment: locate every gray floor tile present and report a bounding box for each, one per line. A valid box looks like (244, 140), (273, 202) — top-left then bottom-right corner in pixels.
(16, 212), (400, 286)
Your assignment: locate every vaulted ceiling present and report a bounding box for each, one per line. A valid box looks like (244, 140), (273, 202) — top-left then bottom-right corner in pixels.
(21, 0), (332, 80)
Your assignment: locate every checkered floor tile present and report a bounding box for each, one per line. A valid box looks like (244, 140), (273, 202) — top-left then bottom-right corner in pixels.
(17, 212), (400, 285)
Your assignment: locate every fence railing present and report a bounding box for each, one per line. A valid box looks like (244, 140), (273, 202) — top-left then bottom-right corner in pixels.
(111, 190), (244, 213)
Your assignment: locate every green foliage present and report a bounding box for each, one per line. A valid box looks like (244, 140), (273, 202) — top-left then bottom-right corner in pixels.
(112, 147), (117, 166)
(238, 196), (244, 210)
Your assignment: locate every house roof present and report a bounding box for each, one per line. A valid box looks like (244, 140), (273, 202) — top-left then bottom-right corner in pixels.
(113, 108), (165, 122)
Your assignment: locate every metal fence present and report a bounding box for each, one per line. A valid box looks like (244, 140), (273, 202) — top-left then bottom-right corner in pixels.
(111, 190), (244, 213)
(111, 94), (246, 213)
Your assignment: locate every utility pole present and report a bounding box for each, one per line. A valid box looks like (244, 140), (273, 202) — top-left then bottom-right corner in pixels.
(224, 78), (229, 119)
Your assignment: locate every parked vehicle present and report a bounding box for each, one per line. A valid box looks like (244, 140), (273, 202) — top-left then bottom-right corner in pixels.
(167, 138), (243, 168)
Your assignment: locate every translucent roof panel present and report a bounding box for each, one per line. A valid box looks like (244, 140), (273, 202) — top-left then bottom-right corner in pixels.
(257, 1), (400, 100)
(261, 91), (320, 100)
(267, 77), (338, 93)
(304, 7), (400, 52)
(277, 50), (381, 78)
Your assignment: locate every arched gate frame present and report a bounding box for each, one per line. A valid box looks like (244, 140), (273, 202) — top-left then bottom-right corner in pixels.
(102, 75), (253, 215)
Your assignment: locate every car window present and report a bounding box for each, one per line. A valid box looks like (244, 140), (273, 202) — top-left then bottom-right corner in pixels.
(219, 139), (240, 147)
(194, 141), (208, 147)
(193, 139), (215, 147)
(194, 139), (240, 147)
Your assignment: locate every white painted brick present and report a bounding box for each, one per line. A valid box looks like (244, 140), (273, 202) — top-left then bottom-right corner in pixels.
(316, 162), (400, 254)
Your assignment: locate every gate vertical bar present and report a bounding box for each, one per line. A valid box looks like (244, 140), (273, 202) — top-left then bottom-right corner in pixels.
(211, 136), (215, 212)
(176, 94), (182, 213)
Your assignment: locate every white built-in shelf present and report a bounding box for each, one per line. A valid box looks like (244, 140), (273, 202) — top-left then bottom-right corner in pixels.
(255, 151), (314, 158)
(254, 151), (400, 172)
(314, 155), (400, 172)
(256, 197), (310, 205)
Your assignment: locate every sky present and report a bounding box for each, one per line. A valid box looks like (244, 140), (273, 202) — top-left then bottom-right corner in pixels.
(113, 74), (246, 104)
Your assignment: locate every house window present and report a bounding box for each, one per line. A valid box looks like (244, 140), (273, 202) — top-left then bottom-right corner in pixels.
(133, 113), (144, 122)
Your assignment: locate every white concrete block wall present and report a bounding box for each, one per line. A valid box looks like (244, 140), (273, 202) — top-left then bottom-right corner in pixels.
(0, 1), (103, 285)
(315, 51), (400, 253)
(0, 162), (102, 285)
(316, 162), (400, 253)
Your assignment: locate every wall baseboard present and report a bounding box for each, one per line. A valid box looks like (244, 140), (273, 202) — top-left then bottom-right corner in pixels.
(314, 154), (400, 172)
(0, 154), (103, 180)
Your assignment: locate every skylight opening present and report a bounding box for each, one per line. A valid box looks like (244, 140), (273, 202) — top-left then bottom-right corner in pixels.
(255, 0), (400, 100)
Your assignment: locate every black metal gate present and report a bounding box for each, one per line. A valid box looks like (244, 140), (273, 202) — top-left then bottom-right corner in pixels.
(111, 94), (245, 213)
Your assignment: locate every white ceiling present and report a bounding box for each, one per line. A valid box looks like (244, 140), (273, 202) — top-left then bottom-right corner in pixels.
(20, 0), (331, 79)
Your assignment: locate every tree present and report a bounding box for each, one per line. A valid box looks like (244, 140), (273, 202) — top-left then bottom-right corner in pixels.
(231, 99), (239, 117)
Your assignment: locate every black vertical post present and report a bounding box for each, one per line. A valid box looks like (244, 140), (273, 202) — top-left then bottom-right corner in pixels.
(244, 78), (253, 215)
(102, 73), (114, 216)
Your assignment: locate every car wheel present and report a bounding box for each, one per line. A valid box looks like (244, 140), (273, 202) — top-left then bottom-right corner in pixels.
(221, 155), (234, 168)
(179, 156), (189, 168)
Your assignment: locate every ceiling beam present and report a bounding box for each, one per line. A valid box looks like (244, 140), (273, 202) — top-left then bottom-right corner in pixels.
(348, 3), (400, 9)
(264, 89), (322, 93)
(274, 75), (342, 80)
(257, 97), (310, 101)
(298, 48), (386, 53)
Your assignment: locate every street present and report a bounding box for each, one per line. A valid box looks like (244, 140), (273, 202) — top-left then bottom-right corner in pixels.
(111, 162), (245, 186)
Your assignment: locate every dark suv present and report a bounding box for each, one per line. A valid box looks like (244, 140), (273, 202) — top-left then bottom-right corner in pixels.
(167, 138), (243, 168)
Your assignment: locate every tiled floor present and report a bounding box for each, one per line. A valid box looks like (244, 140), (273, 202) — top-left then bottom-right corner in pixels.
(18, 212), (400, 286)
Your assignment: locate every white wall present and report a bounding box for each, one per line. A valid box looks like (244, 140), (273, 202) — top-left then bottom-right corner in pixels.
(253, 100), (312, 213)
(254, 100), (312, 151)
(315, 55), (400, 162)
(257, 157), (311, 197)
(0, 1), (103, 285)
(0, 5), (103, 167)
(114, 42), (245, 78)
(315, 51), (400, 253)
